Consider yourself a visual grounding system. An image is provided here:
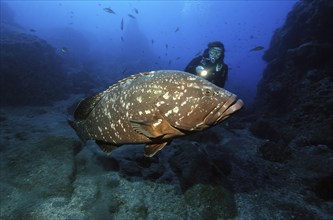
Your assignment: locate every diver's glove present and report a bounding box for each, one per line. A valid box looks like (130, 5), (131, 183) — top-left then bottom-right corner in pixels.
(195, 65), (205, 74)
(195, 65), (208, 77)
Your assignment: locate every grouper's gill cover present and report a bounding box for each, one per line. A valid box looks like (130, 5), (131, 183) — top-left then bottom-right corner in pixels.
(69, 70), (244, 157)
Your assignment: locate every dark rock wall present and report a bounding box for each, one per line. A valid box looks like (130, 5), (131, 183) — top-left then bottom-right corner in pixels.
(0, 2), (74, 106)
(252, 0), (333, 154)
(0, 28), (71, 106)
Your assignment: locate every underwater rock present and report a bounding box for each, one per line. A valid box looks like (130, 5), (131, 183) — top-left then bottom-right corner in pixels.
(248, 3), (333, 216)
(0, 28), (71, 106)
(181, 128), (222, 144)
(95, 137), (232, 193)
(0, 115), (7, 123)
(257, 140), (292, 163)
(312, 175), (333, 201)
(253, 0), (333, 148)
(284, 143), (333, 204)
(250, 119), (283, 142)
(168, 141), (227, 191)
(263, 0), (333, 62)
(68, 142), (237, 219)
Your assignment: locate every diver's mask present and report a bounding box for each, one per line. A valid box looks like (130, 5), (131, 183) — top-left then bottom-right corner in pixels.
(208, 47), (222, 63)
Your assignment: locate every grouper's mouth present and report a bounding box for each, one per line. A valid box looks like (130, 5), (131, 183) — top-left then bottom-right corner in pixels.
(216, 95), (244, 123)
(204, 95), (244, 126)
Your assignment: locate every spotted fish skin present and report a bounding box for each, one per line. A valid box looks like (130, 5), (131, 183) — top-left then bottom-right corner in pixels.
(69, 70), (243, 157)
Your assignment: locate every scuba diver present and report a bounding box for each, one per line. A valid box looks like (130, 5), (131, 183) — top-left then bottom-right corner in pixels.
(185, 41), (228, 87)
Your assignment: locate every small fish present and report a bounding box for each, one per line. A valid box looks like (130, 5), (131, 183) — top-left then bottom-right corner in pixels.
(250, 46), (264, 52)
(104, 7), (116, 14)
(128, 14), (136, 19)
(176, 57), (181, 60)
(195, 50), (202, 56)
(174, 27), (179, 32)
(61, 47), (69, 53)
(68, 70), (243, 157)
(168, 60), (172, 65)
(121, 18), (124, 30)
(165, 44), (168, 49)
(29, 29), (36, 32)
(134, 8), (139, 14)
(121, 36), (124, 42)
(151, 39), (154, 44)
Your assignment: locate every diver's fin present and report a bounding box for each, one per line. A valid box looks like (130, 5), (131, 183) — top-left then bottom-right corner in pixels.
(74, 92), (105, 120)
(68, 119), (90, 141)
(130, 118), (182, 139)
(144, 142), (168, 157)
(96, 140), (118, 155)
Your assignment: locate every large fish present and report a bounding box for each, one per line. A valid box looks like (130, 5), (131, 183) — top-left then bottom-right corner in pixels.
(69, 70), (243, 157)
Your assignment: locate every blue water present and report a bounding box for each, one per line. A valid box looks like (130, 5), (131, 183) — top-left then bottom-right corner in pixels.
(3, 0), (296, 106)
(5, 2), (333, 219)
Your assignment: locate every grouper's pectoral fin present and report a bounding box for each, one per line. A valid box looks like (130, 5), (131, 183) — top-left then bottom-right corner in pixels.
(96, 140), (118, 155)
(130, 118), (183, 139)
(144, 142), (168, 157)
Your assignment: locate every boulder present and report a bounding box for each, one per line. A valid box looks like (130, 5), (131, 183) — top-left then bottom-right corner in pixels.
(0, 27), (71, 106)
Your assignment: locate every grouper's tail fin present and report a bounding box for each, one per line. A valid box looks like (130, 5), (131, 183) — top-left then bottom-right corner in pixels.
(68, 118), (90, 142)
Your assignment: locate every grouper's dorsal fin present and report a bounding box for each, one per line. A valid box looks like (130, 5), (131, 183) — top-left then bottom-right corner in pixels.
(74, 92), (105, 120)
(74, 72), (155, 120)
(106, 71), (154, 93)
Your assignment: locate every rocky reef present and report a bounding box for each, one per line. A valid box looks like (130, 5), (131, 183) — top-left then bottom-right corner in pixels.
(0, 26), (71, 106)
(251, 0), (333, 205)
(0, 2), (105, 106)
(0, 25), (102, 106)
(252, 0), (333, 155)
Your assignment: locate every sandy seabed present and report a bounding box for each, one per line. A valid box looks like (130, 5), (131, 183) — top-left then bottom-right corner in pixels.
(0, 95), (332, 220)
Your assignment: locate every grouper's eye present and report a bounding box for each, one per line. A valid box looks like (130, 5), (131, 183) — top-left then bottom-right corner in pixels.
(203, 88), (213, 96)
